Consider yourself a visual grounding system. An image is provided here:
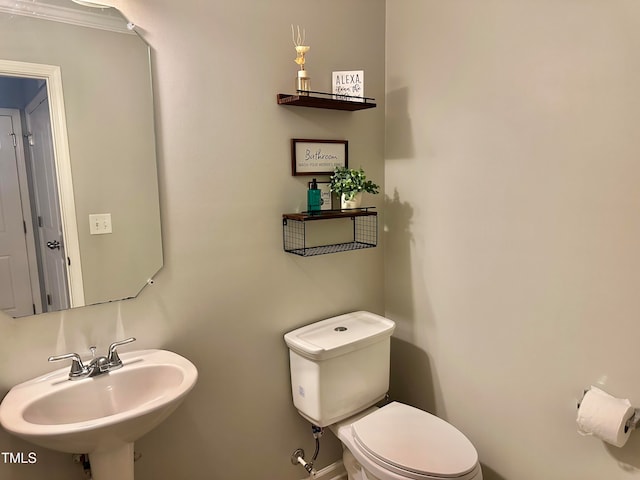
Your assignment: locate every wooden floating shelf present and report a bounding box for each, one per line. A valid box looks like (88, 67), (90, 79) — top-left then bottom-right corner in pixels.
(277, 93), (376, 111)
(282, 208), (378, 222)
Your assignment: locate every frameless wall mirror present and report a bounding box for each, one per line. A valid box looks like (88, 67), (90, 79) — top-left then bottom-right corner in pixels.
(0, 0), (162, 318)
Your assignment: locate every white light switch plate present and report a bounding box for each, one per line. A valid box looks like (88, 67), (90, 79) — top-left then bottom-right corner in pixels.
(89, 213), (112, 235)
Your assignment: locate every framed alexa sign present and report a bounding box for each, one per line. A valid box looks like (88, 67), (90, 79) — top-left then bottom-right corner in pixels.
(291, 139), (348, 176)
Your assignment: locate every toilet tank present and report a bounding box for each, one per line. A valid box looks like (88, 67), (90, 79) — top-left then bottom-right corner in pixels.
(284, 311), (395, 427)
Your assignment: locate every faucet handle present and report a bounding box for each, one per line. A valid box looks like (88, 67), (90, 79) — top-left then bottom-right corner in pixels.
(48, 352), (88, 379)
(107, 337), (136, 367)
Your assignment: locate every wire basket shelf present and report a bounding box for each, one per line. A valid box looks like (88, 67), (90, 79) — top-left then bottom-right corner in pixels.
(282, 208), (378, 257)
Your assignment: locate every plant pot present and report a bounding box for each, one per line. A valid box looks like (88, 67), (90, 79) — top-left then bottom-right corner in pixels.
(341, 192), (362, 210)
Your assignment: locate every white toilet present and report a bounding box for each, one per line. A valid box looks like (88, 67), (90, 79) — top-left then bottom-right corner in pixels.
(284, 311), (482, 480)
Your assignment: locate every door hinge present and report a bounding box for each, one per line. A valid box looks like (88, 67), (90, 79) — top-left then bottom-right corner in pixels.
(38, 216), (43, 227)
(32, 304), (36, 315)
(67, 257), (71, 266)
(25, 133), (34, 146)
(9, 132), (16, 147)
(46, 294), (51, 306)
(23, 220), (27, 234)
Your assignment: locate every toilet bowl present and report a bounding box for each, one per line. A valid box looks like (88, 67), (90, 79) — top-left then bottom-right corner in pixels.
(331, 402), (482, 480)
(284, 312), (482, 480)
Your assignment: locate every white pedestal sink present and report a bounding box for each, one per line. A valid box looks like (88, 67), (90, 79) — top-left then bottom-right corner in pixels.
(0, 349), (198, 480)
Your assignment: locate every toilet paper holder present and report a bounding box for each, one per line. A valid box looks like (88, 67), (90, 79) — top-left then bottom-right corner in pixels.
(578, 389), (640, 433)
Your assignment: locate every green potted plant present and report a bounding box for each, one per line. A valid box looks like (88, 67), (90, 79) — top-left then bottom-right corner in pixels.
(329, 166), (380, 209)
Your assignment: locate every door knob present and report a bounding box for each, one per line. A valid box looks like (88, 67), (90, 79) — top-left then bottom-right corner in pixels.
(46, 240), (61, 250)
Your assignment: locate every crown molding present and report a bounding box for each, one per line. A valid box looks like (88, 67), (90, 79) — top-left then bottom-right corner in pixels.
(0, 0), (132, 34)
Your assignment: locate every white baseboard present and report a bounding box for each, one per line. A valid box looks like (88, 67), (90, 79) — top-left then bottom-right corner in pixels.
(299, 460), (347, 480)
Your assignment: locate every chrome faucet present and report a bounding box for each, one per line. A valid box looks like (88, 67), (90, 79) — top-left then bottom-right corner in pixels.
(48, 337), (136, 380)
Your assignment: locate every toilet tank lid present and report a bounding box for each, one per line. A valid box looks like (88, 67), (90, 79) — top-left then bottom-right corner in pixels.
(284, 311), (395, 360)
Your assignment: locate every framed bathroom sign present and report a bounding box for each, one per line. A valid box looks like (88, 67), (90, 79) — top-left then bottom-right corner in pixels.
(291, 139), (348, 176)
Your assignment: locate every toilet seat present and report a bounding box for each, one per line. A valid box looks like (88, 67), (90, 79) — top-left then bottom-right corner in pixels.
(347, 402), (480, 480)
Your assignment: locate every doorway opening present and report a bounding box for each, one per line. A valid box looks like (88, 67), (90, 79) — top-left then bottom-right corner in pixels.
(0, 60), (84, 317)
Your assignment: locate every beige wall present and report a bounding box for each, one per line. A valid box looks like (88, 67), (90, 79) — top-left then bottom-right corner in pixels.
(386, 1), (640, 479)
(0, 0), (385, 479)
(4, 1), (639, 479)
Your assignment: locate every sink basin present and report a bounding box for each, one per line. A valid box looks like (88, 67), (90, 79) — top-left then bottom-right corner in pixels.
(0, 349), (197, 479)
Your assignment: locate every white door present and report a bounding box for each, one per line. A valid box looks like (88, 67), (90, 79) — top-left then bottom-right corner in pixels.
(25, 88), (69, 311)
(0, 113), (36, 317)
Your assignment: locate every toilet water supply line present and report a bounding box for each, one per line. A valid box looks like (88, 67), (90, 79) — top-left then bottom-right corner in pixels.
(291, 425), (324, 475)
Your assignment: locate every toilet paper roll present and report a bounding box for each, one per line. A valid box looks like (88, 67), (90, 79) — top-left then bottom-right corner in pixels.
(576, 386), (635, 448)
